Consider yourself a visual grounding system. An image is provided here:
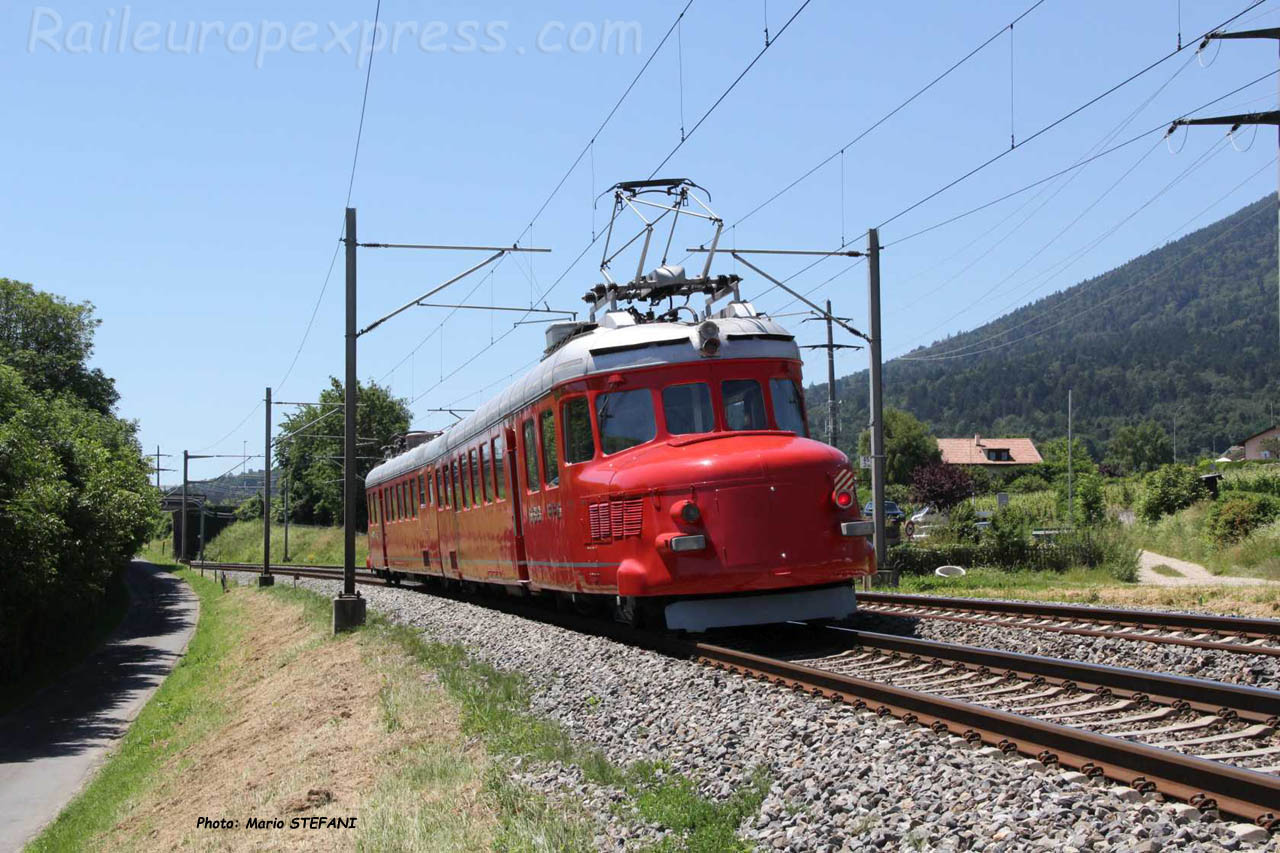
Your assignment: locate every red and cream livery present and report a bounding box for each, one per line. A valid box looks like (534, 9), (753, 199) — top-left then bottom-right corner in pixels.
(365, 298), (876, 630)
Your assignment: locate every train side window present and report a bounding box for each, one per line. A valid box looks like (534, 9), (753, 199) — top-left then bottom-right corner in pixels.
(662, 383), (715, 435)
(419, 474), (426, 506)
(465, 450), (476, 504)
(770, 378), (808, 436)
(450, 460), (459, 509)
(722, 379), (768, 431)
(596, 389), (656, 454)
(478, 444), (489, 502)
(383, 488), (389, 521)
(469, 449), (479, 504)
(399, 483), (406, 519)
(391, 484), (399, 520)
(540, 410), (559, 487)
(522, 419), (541, 491)
(492, 438), (505, 499)
(562, 397), (595, 463)
(412, 479), (419, 518)
(435, 469), (444, 508)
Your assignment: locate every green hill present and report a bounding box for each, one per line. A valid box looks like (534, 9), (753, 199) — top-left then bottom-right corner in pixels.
(811, 195), (1279, 460)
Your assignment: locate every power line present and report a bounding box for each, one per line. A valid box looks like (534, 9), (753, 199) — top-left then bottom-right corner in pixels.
(875, 0), (1266, 233)
(648, 0), (813, 178)
(733, 0), (1048, 230)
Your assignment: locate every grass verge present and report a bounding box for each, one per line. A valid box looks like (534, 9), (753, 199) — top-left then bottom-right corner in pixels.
(141, 520), (368, 566)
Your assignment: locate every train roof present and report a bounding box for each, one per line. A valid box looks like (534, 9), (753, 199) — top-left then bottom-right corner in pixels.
(366, 307), (799, 488)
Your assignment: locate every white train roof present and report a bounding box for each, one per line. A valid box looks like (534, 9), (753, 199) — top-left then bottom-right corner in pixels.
(366, 307), (799, 488)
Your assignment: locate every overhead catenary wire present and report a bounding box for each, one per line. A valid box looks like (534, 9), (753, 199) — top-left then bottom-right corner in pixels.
(874, 0), (1266, 233)
(732, 0), (1048, 231)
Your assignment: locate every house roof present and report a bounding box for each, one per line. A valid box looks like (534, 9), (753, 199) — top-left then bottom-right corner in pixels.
(1240, 424), (1279, 444)
(937, 435), (1043, 466)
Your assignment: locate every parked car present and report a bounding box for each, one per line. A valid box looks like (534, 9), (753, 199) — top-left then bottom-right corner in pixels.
(863, 500), (905, 522)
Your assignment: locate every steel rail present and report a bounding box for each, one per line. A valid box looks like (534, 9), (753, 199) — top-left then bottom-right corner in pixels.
(859, 591), (1280, 655)
(830, 628), (1280, 724)
(692, 641), (1280, 825)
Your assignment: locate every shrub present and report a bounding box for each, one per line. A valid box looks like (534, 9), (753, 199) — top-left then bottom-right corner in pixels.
(1007, 472), (1050, 493)
(945, 501), (980, 543)
(1136, 465), (1208, 523)
(910, 463), (974, 511)
(1220, 469), (1280, 499)
(1072, 472), (1106, 527)
(1206, 494), (1280, 543)
(988, 505), (1032, 561)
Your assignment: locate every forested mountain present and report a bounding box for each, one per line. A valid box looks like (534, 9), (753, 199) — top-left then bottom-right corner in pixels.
(809, 195), (1279, 460)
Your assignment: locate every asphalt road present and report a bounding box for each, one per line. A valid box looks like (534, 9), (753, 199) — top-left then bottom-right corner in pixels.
(0, 561), (198, 851)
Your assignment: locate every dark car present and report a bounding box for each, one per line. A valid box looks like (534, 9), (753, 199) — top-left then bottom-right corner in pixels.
(863, 500), (905, 522)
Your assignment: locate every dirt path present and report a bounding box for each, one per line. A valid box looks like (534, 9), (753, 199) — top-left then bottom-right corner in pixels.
(1138, 550), (1274, 586)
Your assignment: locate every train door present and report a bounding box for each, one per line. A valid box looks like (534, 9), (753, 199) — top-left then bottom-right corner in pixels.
(420, 469), (437, 574)
(377, 489), (389, 568)
(504, 428), (529, 582)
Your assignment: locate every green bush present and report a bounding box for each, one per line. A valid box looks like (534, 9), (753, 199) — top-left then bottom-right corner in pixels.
(1220, 468), (1280, 499)
(1206, 494), (1280, 544)
(1007, 472), (1050, 493)
(1136, 465), (1208, 523)
(945, 501), (980, 543)
(882, 527), (1135, 578)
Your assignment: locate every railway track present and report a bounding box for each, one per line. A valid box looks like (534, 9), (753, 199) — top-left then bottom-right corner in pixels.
(858, 590), (1280, 657)
(191, 560), (1280, 827)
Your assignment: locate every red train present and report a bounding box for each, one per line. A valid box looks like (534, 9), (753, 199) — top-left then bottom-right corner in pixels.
(365, 300), (875, 630)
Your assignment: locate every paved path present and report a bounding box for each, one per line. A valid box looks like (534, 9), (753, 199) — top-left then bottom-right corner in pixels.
(1138, 549), (1274, 586)
(0, 561), (198, 852)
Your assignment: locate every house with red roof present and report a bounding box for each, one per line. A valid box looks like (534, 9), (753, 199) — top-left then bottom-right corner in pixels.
(937, 434), (1042, 469)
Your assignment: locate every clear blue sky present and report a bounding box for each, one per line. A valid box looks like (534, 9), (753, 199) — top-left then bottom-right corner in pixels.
(4, 0), (1277, 485)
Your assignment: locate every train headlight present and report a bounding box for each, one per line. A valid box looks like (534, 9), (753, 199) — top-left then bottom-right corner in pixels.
(671, 499), (701, 524)
(833, 489), (854, 509)
(697, 321), (720, 357)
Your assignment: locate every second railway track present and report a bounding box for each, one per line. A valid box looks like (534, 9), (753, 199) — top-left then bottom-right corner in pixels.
(194, 560), (1280, 827)
(857, 590), (1280, 657)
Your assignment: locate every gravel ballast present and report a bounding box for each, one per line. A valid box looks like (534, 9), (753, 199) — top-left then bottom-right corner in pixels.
(226, 572), (1278, 851)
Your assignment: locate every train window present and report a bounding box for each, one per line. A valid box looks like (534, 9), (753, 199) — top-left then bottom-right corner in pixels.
(492, 438), (505, 499)
(469, 449), (479, 504)
(540, 410), (559, 486)
(450, 460), (459, 508)
(662, 383), (715, 435)
(412, 480), (419, 518)
(399, 483), (406, 519)
(478, 444), (489, 502)
(770, 379), (808, 436)
(383, 488), (390, 521)
(596, 389), (656, 454)
(419, 474), (426, 507)
(435, 469), (444, 508)
(465, 450), (476, 504)
(522, 419), (540, 491)
(722, 379), (767, 431)
(392, 484), (399, 520)
(562, 397), (594, 463)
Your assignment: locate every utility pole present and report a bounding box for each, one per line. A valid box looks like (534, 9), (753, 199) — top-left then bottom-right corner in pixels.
(335, 207), (366, 632)
(867, 228), (887, 572)
(260, 387), (274, 586)
(181, 450), (189, 562)
(800, 301), (860, 448)
(1169, 26), (1280, 355)
(283, 474), (291, 562)
(1067, 389), (1074, 529)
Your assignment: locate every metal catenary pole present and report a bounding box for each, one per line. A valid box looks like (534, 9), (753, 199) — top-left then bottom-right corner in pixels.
(261, 386), (274, 585)
(199, 501), (206, 562)
(335, 206), (365, 632)
(866, 228), (887, 572)
(826, 299), (838, 447)
(1067, 388), (1074, 528)
(181, 450), (189, 562)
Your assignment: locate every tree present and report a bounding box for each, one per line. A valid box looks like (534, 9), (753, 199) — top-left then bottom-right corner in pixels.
(910, 462), (974, 510)
(858, 407), (941, 486)
(1136, 465), (1208, 523)
(1105, 421), (1173, 475)
(275, 378), (411, 528)
(1038, 436), (1096, 480)
(0, 278), (118, 414)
